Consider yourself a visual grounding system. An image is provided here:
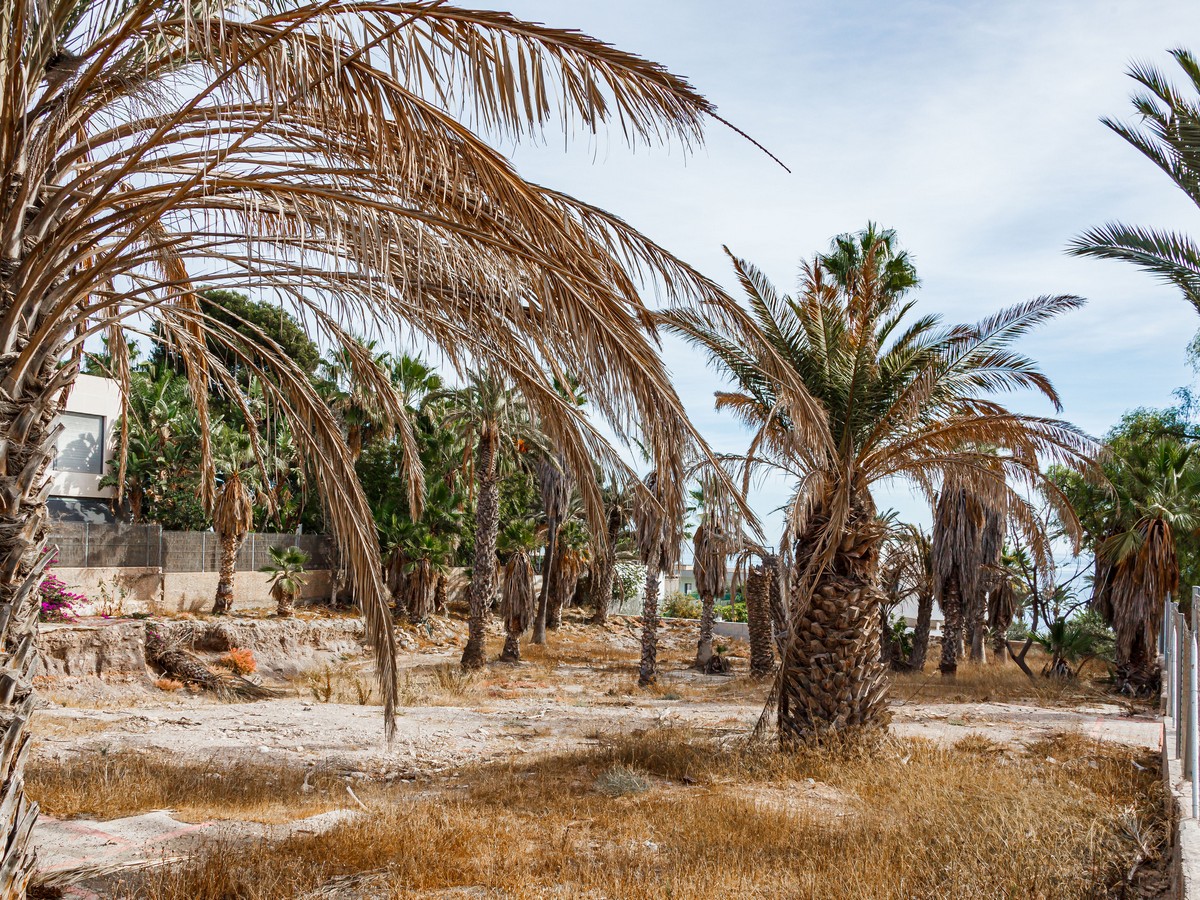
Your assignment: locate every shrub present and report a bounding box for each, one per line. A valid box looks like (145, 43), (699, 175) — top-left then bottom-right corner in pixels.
(714, 600), (748, 623)
(217, 648), (257, 675)
(155, 677), (184, 692)
(38, 573), (85, 623)
(662, 592), (700, 619)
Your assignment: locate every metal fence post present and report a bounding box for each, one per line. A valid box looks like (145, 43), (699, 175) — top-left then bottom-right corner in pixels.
(83, 523), (89, 568)
(1190, 599), (1200, 817)
(201, 532), (206, 573)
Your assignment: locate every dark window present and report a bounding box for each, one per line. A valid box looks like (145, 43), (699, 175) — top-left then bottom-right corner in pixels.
(54, 413), (104, 475)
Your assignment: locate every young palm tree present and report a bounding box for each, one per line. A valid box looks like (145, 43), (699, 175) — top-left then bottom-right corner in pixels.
(1070, 49), (1200, 315)
(497, 520), (541, 663)
(662, 229), (1091, 745)
(882, 524), (935, 670)
(261, 546), (310, 618)
(1, 0), (738, 880)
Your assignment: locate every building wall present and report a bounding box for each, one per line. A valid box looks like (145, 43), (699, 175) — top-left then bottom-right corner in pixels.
(49, 374), (121, 501)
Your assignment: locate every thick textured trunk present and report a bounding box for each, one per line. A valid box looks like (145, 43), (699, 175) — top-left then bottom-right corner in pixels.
(766, 554), (788, 657)
(939, 576), (963, 677)
(531, 521), (557, 645)
(966, 588), (986, 663)
(638, 551), (662, 687)
(434, 572), (448, 615)
(747, 565), (775, 677)
(695, 589), (716, 668)
(589, 553), (614, 625)
(462, 434), (498, 670)
(212, 532), (244, 615)
(0, 358), (64, 895)
(908, 591), (933, 671)
(274, 586), (295, 618)
(779, 506), (889, 746)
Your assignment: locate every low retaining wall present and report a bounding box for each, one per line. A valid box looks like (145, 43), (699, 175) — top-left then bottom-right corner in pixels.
(1164, 714), (1200, 898)
(52, 567), (334, 615)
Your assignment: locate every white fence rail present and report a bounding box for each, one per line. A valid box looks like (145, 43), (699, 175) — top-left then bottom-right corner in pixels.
(1163, 588), (1200, 817)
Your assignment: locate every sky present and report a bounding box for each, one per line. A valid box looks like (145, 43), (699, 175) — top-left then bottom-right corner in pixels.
(467, 1), (1200, 540)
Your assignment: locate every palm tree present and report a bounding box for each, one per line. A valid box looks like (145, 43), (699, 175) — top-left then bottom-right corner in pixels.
(692, 522), (729, 668)
(1093, 440), (1200, 690)
(632, 472), (684, 687)
(881, 524), (935, 670)
(932, 482), (987, 677)
(1070, 49), (1200, 316)
(434, 373), (540, 669)
(590, 478), (634, 626)
(1, 0), (739, 878)
(497, 520), (541, 663)
(662, 228), (1091, 745)
(261, 546), (310, 618)
(533, 454), (574, 644)
(211, 439), (259, 615)
(547, 518), (591, 629)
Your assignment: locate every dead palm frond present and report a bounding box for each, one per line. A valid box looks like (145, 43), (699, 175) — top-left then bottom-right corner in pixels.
(0, 2), (757, 883)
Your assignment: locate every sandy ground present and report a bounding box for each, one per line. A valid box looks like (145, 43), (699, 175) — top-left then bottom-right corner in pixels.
(25, 613), (1164, 895)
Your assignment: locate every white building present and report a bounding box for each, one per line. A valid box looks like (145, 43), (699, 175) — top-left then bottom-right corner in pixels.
(47, 374), (121, 523)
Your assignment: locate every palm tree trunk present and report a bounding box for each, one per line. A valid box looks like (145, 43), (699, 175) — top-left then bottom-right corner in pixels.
(0, 359), (66, 895)
(766, 554), (788, 657)
(275, 587), (295, 618)
(639, 553), (662, 687)
(531, 520), (557, 644)
(908, 592), (933, 671)
(695, 589), (716, 668)
(590, 553), (614, 625)
(212, 532), (245, 615)
(462, 433), (499, 669)
(966, 588), (987, 663)
(779, 510), (890, 746)
(747, 565), (775, 677)
(939, 575), (963, 677)
(434, 572), (448, 615)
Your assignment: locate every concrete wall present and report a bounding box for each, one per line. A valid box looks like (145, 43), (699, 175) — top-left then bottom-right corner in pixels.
(53, 566), (334, 615)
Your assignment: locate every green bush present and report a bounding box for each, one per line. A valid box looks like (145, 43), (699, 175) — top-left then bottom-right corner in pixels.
(714, 601), (747, 623)
(662, 592), (700, 619)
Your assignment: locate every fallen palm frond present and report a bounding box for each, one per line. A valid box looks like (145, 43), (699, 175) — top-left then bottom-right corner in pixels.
(144, 627), (280, 702)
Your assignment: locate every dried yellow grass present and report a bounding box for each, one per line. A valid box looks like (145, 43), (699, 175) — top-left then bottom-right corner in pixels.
(34, 726), (1166, 899)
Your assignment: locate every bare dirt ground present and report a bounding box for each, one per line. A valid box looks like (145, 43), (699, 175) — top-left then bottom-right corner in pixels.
(24, 610), (1166, 898)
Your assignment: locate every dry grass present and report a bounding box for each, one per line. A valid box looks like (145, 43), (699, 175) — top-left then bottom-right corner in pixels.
(62, 726), (1165, 899)
(890, 655), (1116, 706)
(26, 753), (358, 824)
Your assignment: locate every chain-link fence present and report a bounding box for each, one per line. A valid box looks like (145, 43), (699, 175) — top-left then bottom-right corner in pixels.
(47, 524), (334, 572)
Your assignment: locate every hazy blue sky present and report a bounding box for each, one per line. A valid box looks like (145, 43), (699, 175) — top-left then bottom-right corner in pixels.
(468, 1), (1200, 536)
